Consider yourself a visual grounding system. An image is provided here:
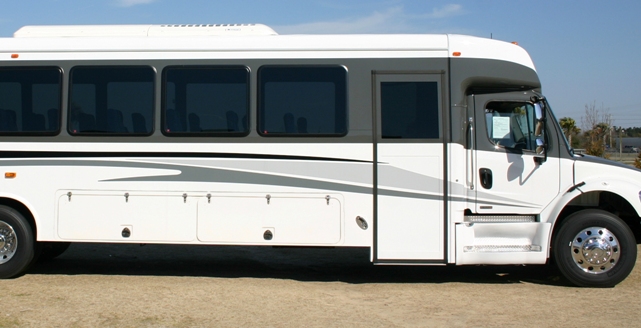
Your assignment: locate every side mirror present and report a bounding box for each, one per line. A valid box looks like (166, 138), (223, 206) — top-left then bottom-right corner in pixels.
(534, 102), (544, 120)
(533, 102), (547, 164)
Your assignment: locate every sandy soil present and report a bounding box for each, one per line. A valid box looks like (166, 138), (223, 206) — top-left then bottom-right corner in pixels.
(0, 244), (639, 327)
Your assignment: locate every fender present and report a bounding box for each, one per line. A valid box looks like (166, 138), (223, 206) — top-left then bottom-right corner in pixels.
(0, 192), (42, 238)
(546, 177), (641, 219)
(538, 156), (641, 255)
(572, 155), (641, 216)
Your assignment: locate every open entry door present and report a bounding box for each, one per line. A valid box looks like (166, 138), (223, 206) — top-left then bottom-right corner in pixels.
(373, 72), (446, 262)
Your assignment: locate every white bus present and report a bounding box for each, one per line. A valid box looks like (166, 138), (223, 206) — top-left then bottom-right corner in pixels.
(0, 24), (638, 287)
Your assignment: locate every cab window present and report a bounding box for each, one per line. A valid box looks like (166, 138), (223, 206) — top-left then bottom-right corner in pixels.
(484, 101), (538, 151)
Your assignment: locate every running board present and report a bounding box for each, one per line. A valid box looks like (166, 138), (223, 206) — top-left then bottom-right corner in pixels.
(464, 215), (536, 223)
(455, 222), (551, 265)
(463, 245), (542, 253)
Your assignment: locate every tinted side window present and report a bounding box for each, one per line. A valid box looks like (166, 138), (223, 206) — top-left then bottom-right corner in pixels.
(0, 67), (61, 135)
(163, 66), (249, 136)
(484, 101), (538, 151)
(69, 66), (154, 135)
(258, 66), (347, 136)
(381, 81), (439, 139)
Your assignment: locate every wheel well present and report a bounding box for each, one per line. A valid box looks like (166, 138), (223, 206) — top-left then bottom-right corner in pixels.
(554, 191), (641, 244)
(0, 198), (37, 238)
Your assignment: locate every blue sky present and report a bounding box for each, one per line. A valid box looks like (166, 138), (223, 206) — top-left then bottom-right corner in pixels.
(1, 0), (639, 128)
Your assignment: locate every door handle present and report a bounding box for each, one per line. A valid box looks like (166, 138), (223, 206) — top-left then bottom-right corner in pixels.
(479, 168), (493, 189)
(467, 117), (475, 190)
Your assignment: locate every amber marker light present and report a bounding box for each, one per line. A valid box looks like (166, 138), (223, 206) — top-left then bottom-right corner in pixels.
(452, 52), (461, 57)
(11, 54), (19, 59)
(511, 42), (519, 45)
(5, 172), (16, 179)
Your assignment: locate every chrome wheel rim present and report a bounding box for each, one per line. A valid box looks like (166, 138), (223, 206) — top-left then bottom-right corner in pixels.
(0, 220), (17, 264)
(571, 227), (620, 274)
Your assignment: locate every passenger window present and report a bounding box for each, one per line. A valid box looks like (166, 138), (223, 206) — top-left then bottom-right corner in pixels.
(0, 67), (61, 135)
(381, 81), (439, 139)
(69, 66), (154, 135)
(258, 66), (347, 136)
(163, 66), (249, 136)
(485, 101), (539, 151)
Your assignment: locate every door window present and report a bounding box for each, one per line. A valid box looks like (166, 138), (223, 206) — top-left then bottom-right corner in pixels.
(381, 81), (439, 139)
(484, 101), (540, 151)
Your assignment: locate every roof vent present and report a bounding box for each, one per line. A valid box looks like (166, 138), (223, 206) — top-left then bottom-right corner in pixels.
(13, 24), (278, 38)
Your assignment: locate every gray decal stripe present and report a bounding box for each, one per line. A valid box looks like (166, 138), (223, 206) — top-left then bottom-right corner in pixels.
(0, 158), (375, 195)
(108, 164), (377, 195)
(1, 158), (535, 208)
(157, 158), (373, 186)
(108, 163), (534, 208)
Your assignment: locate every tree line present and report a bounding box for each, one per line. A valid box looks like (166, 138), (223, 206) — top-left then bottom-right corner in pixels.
(558, 101), (641, 168)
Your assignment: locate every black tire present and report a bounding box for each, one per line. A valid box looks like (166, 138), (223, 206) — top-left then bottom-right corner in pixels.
(38, 242), (71, 262)
(0, 205), (36, 278)
(553, 209), (637, 287)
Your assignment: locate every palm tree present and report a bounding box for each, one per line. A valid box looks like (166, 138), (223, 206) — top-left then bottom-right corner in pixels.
(559, 117), (580, 147)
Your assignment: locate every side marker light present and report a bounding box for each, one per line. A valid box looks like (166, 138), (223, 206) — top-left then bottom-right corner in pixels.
(5, 172), (16, 179)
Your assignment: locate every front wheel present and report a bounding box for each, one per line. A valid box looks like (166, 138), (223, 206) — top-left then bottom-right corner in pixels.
(0, 205), (36, 278)
(553, 209), (637, 287)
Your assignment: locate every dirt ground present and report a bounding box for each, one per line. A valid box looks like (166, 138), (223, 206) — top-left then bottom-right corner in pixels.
(0, 243), (639, 327)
